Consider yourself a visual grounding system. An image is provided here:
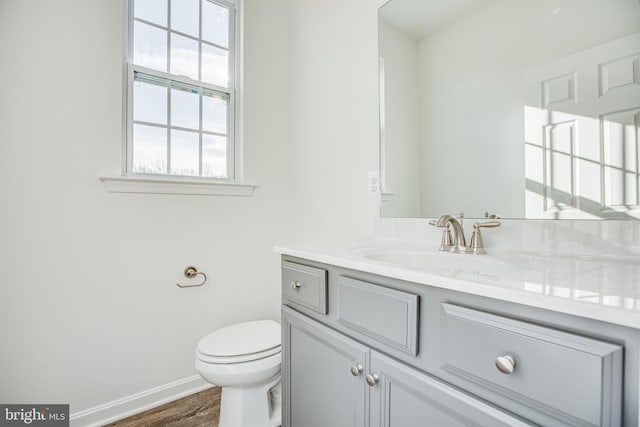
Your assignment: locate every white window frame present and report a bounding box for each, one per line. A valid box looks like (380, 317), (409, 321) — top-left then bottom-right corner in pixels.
(101, 0), (253, 195)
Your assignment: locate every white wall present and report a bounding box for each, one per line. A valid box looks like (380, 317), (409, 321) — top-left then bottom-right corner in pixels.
(379, 19), (422, 218)
(0, 0), (294, 416)
(418, 0), (640, 218)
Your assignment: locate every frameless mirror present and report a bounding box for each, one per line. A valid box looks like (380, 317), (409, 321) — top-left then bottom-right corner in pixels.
(378, 0), (640, 219)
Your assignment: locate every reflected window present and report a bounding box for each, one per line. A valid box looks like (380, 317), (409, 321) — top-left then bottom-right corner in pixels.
(127, 0), (235, 179)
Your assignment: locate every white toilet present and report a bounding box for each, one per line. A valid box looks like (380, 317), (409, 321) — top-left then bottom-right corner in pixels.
(195, 320), (282, 427)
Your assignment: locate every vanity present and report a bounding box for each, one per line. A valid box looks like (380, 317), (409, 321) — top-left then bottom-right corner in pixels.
(276, 220), (640, 427)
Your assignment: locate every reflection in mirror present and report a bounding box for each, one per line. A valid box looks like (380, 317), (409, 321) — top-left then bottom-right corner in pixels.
(378, 0), (640, 219)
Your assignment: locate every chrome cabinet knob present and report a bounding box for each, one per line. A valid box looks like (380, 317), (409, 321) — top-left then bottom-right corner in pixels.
(495, 355), (516, 374)
(365, 373), (379, 387)
(350, 363), (363, 376)
(290, 281), (301, 290)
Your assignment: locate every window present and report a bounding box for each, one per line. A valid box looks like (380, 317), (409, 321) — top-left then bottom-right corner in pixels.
(126, 0), (236, 180)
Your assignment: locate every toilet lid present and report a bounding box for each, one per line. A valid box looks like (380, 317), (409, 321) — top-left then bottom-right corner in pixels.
(198, 320), (281, 357)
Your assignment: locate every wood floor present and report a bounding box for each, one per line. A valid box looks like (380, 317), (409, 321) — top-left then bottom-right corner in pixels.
(104, 387), (221, 427)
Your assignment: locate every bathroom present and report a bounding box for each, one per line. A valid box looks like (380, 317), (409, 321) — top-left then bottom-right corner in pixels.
(0, 0), (638, 426)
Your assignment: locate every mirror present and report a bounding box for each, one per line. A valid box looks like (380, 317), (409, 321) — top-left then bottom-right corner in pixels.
(378, 0), (640, 219)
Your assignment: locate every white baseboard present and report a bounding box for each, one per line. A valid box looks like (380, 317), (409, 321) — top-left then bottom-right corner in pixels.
(69, 375), (212, 427)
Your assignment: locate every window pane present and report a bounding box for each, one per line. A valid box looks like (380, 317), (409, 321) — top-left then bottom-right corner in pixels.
(202, 1), (229, 47)
(170, 33), (199, 80)
(133, 124), (167, 174)
(202, 44), (228, 87)
(134, 0), (167, 27)
(202, 134), (227, 178)
(171, 0), (199, 38)
(171, 130), (199, 176)
(202, 92), (227, 133)
(171, 84), (199, 130)
(133, 78), (167, 125)
(134, 21), (167, 72)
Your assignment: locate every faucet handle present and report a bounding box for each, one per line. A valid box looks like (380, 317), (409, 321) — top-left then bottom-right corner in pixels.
(469, 221), (501, 255)
(475, 220), (501, 229)
(429, 220), (453, 250)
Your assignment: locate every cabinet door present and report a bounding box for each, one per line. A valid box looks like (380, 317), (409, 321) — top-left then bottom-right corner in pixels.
(282, 306), (369, 427)
(368, 351), (533, 427)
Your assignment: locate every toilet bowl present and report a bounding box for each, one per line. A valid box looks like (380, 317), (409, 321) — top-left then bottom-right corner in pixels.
(195, 320), (282, 427)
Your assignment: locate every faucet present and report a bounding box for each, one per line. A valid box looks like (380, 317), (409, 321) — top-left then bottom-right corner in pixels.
(430, 214), (501, 255)
(434, 214), (467, 253)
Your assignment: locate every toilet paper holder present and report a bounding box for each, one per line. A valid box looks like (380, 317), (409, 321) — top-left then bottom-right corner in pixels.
(177, 266), (207, 288)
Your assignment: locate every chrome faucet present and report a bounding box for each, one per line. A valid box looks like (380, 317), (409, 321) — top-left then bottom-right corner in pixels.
(430, 214), (501, 255)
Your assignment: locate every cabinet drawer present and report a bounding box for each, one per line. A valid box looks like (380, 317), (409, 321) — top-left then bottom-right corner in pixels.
(439, 303), (623, 427)
(282, 261), (327, 314)
(336, 276), (419, 356)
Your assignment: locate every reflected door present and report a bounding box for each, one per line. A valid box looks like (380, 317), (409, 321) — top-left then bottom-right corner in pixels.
(524, 33), (640, 219)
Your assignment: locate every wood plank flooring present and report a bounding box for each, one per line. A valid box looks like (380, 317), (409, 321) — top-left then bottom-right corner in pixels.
(104, 387), (220, 427)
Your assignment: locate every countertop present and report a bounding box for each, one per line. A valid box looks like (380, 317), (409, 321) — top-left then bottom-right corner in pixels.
(275, 240), (640, 329)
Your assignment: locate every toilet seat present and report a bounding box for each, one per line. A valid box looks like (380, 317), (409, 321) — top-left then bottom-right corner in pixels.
(196, 345), (281, 364)
(197, 320), (281, 364)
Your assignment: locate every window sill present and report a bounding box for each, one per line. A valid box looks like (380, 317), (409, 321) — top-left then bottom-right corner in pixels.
(99, 176), (257, 196)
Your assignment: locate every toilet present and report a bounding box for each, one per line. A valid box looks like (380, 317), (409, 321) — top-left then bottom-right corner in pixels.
(195, 320), (282, 427)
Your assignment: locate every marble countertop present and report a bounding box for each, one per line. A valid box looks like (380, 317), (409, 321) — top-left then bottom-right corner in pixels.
(275, 239), (640, 329)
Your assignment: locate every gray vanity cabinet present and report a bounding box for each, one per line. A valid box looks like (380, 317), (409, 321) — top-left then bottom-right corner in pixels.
(281, 257), (635, 426)
(282, 306), (368, 427)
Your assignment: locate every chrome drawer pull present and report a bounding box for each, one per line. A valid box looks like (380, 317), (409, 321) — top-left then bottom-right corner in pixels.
(365, 373), (379, 386)
(495, 355), (516, 374)
(350, 363), (363, 376)
(290, 281), (301, 290)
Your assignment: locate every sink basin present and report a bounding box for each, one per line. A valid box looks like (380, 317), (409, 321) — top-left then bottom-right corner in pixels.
(350, 243), (512, 272)
(362, 249), (507, 271)
(348, 243), (563, 277)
